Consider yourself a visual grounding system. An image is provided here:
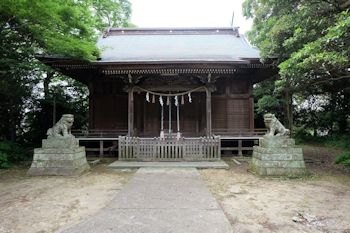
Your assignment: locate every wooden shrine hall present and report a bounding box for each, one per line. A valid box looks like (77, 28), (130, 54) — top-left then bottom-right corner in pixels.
(40, 27), (276, 160)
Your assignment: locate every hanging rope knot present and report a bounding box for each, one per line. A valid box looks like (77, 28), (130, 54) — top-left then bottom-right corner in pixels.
(175, 96), (179, 106)
(188, 92), (192, 103)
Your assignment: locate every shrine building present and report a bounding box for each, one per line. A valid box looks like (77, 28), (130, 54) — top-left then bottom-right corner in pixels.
(40, 27), (276, 160)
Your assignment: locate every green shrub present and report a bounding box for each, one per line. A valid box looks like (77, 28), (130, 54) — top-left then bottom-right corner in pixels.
(293, 127), (314, 144)
(325, 135), (350, 149)
(294, 131), (350, 149)
(0, 152), (11, 168)
(335, 151), (350, 167)
(0, 141), (30, 168)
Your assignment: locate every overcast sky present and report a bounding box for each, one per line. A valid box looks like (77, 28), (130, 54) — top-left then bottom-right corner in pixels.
(129, 0), (252, 34)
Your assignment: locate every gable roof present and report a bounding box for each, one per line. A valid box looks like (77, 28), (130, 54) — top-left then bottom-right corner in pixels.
(97, 27), (260, 63)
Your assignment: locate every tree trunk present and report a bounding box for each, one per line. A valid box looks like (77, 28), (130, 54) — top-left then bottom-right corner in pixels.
(8, 99), (16, 141)
(284, 81), (293, 135)
(44, 72), (54, 98)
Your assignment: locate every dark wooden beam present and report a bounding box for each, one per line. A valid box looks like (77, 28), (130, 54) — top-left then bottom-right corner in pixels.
(128, 87), (134, 136)
(206, 87), (212, 136)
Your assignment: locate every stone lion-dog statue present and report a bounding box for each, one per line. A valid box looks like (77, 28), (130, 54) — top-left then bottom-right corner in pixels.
(264, 113), (290, 137)
(47, 114), (75, 138)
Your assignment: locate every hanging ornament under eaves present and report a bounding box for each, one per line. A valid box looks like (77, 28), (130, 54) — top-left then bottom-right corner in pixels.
(174, 96), (179, 106)
(159, 96), (164, 106)
(188, 92), (192, 103)
(181, 95), (185, 105)
(152, 94), (155, 103)
(146, 92), (150, 102)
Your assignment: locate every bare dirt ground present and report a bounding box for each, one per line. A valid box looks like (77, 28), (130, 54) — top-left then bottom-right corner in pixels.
(0, 160), (134, 233)
(200, 145), (350, 233)
(0, 145), (349, 233)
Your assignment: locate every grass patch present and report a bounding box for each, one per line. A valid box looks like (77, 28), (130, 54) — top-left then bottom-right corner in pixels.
(335, 151), (350, 167)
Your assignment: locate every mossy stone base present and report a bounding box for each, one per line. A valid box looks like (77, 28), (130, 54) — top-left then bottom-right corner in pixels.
(27, 146), (90, 176)
(251, 135), (306, 177)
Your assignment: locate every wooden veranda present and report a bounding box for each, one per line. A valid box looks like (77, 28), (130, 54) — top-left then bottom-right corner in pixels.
(73, 128), (267, 159)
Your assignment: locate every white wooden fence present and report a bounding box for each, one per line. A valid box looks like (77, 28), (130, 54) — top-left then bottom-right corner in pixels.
(118, 136), (221, 161)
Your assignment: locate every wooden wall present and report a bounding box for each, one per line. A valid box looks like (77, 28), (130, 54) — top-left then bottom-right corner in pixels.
(212, 77), (253, 130)
(89, 80), (128, 130)
(89, 76), (253, 135)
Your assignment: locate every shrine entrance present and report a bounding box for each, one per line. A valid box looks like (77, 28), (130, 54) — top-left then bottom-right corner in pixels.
(130, 85), (211, 138)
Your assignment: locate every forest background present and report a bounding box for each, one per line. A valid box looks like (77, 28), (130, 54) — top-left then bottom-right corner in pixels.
(0, 0), (349, 167)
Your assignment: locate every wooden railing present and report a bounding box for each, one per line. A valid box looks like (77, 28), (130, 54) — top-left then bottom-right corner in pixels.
(72, 129), (267, 138)
(213, 128), (267, 137)
(72, 129), (128, 138)
(118, 136), (220, 161)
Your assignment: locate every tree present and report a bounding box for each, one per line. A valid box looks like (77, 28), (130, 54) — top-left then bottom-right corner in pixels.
(0, 0), (132, 142)
(90, 0), (132, 30)
(243, 0), (350, 134)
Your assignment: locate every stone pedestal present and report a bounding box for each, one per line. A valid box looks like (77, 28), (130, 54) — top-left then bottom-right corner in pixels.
(27, 137), (90, 176)
(251, 135), (306, 176)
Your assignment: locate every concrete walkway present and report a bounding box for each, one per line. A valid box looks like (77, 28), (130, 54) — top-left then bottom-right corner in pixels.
(108, 160), (229, 169)
(61, 168), (232, 233)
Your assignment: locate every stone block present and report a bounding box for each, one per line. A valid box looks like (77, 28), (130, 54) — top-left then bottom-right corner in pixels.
(27, 164), (90, 176)
(42, 137), (79, 149)
(27, 146), (90, 176)
(253, 149), (304, 161)
(253, 146), (303, 156)
(33, 148), (85, 160)
(251, 137), (306, 177)
(259, 135), (296, 148)
(252, 157), (305, 168)
(251, 165), (306, 176)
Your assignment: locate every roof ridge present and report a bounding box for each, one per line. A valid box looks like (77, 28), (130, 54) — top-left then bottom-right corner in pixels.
(103, 27), (240, 38)
(108, 27), (239, 31)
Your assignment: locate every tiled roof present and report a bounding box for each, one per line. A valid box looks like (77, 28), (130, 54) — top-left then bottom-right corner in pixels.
(97, 28), (260, 63)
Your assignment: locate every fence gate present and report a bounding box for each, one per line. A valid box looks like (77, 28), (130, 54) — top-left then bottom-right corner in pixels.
(118, 136), (221, 161)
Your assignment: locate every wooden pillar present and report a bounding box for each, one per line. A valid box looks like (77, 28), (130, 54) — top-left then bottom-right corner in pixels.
(238, 139), (243, 156)
(128, 87), (134, 136)
(88, 82), (94, 129)
(248, 83), (254, 130)
(206, 87), (212, 136)
(249, 97), (254, 130)
(99, 140), (104, 157)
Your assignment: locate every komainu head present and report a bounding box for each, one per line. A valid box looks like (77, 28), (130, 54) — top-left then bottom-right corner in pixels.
(47, 114), (75, 138)
(263, 113), (290, 137)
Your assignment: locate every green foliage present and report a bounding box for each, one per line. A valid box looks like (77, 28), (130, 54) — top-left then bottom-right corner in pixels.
(325, 135), (350, 149)
(0, 141), (30, 168)
(294, 129), (350, 149)
(279, 11), (350, 89)
(244, 0), (350, 134)
(253, 79), (284, 116)
(335, 151), (350, 167)
(23, 77), (89, 147)
(1, 0), (99, 60)
(0, 0), (131, 145)
(90, 0), (132, 29)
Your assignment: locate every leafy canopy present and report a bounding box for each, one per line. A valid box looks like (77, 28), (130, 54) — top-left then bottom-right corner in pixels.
(243, 0), (350, 90)
(243, 0), (350, 134)
(0, 0), (131, 142)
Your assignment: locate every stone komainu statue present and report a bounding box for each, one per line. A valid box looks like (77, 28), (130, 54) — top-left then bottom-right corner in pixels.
(47, 114), (75, 138)
(264, 113), (290, 137)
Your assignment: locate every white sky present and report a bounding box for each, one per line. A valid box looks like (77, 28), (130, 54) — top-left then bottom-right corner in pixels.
(129, 0), (252, 34)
